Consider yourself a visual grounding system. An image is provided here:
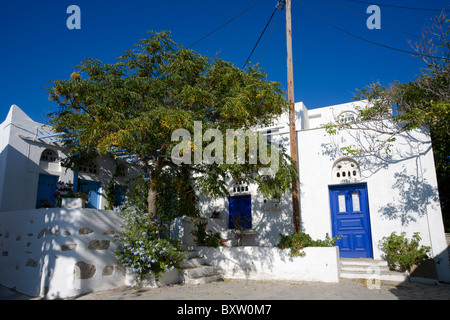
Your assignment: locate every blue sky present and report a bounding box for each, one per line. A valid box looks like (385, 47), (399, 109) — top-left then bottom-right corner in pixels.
(0, 0), (448, 124)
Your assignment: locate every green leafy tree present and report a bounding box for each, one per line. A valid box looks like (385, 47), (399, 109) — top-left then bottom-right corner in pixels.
(323, 14), (449, 229)
(47, 31), (297, 220)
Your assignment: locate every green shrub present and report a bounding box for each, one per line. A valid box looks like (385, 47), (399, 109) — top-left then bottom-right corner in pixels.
(190, 217), (226, 247)
(277, 232), (339, 257)
(379, 232), (431, 272)
(113, 202), (187, 287)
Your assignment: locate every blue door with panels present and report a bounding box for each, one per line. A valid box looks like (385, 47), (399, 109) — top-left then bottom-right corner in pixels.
(114, 184), (126, 207)
(36, 174), (59, 208)
(79, 179), (101, 209)
(329, 183), (373, 258)
(229, 195), (252, 229)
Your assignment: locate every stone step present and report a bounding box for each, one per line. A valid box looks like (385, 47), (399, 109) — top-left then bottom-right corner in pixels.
(183, 274), (224, 285)
(341, 261), (390, 273)
(181, 257), (207, 269)
(340, 270), (409, 282)
(341, 258), (388, 267)
(186, 250), (203, 260)
(181, 250), (224, 285)
(183, 265), (223, 279)
(340, 258), (408, 282)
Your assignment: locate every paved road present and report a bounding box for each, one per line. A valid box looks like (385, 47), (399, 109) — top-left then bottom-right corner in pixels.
(2, 278), (449, 300)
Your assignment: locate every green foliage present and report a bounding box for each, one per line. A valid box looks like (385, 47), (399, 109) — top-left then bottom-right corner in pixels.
(190, 217), (226, 247)
(113, 202), (187, 286)
(46, 30), (296, 219)
(379, 232), (431, 272)
(277, 232), (339, 258)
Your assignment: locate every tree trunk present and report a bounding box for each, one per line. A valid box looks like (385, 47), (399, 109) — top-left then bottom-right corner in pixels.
(147, 184), (158, 219)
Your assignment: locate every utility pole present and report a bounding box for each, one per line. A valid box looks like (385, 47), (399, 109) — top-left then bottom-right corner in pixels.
(285, 0), (301, 233)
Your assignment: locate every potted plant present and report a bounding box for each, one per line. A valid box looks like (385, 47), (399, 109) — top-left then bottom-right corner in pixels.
(54, 181), (90, 208)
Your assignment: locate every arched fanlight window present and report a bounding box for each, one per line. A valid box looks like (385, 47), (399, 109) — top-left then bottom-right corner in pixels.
(337, 111), (358, 124)
(231, 180), (249, 194)
(40, 149), (58, 162)
(332, 158), (361, 181)
(116, 163), (128, 178)
(80, 160), (98, 175)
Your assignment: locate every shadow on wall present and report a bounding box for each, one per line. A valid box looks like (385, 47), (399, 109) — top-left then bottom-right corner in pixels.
(321, 128), (439, 227)
(0, 208), (125, 299)
(378, 167), (440, 226)
(0, 144), (43, 211)
(197, 190), (294, 247)
(196, 246), (340, 283)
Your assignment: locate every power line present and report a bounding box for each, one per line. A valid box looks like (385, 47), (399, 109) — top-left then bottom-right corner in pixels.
(242, 2), (283, 69)
(259, 4), (283, 64)
(327, 0), (423, 40)
(294, 0), (450, 61)
(187, 0), (264, 49)
(348, 0), (445, 12)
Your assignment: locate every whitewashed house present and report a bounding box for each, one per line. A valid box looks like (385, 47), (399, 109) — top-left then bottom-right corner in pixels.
(0, 105), (138, 212)
(197, 100), (450, 282)
(0, 101), (449, 288)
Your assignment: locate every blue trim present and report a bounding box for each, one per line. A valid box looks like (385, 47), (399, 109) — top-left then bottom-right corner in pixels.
(36, 132), (66, 139)
(73, 169), (79, 192)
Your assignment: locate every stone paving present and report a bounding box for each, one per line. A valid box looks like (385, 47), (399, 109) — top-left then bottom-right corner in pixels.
(1, 278), (449, 300)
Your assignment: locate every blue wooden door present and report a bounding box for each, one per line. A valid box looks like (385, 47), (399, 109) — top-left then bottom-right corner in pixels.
(229, 195), (252, 229)
(36, 174), (58, 208)
(79, 179), (101, 209)
(114, 184), (126, 206)
(329, 183), (373, 258)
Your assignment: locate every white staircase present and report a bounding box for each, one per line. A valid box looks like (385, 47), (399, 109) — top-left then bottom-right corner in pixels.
(181, 251), (224, 285)
(340, 258), (408, 282)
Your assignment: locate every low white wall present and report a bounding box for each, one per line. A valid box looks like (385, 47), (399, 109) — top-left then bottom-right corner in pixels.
(0, 208), (126, 299)
(196, 246), (340, 283)
(0, 208), (186, 298)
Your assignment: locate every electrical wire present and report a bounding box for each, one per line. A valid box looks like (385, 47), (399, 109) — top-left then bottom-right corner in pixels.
(242, 4), (281, 69)
(294, 0), (450, 61)
(258, 4), (282, 64)
(348, 0), (445, 12)
(327, 0), (423, 40)
(187, 0), (264, 49)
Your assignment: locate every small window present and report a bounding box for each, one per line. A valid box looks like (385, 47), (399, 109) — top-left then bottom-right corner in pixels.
(116, 164), (127, 177)
(337, 111), (358, 124)
(332, 158), (361, 181)
(80, 161), (98, 175)
(40, 149), (58, 162)
(352, 192), (361, 212)
(231, 180), (249, 195)
(338, 194), (346, 212)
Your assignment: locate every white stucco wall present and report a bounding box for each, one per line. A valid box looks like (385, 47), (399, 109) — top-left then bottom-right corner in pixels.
(0, 208), (125, 298)
(197, 246), (340, 283)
